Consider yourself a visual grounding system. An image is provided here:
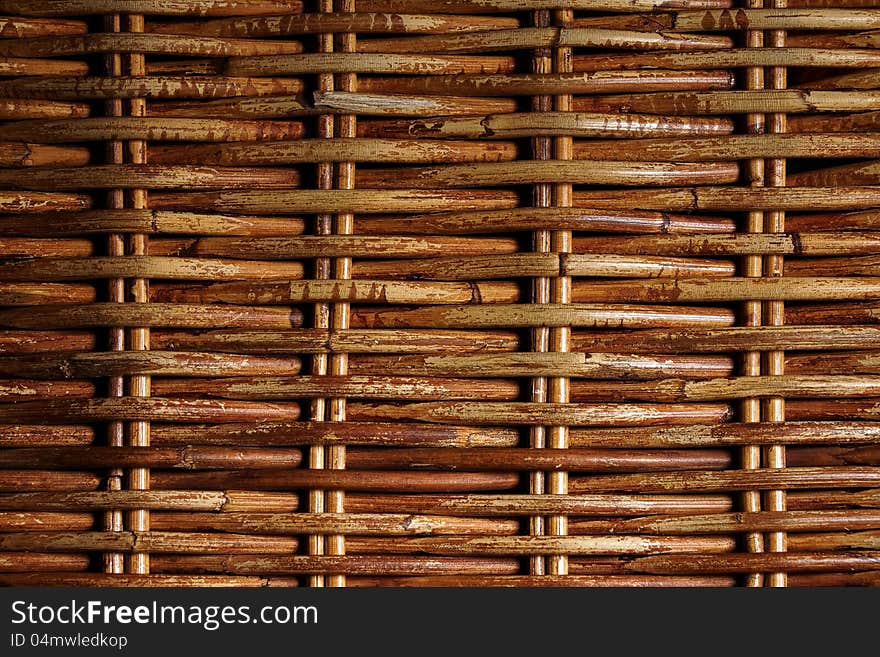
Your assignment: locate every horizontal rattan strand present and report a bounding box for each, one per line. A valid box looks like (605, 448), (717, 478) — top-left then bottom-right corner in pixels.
(7, 508), (516, 536)
(0, 446), (307, 470)
(570, 277), (880, 303)
(787, 31), (880, 49)
(573, 49), (880, 71)
(136, 325), (880, 358)
(790, 160), (880, 187)
(5, 162), (741, 189)
(787, 256), (880, 277)
(0, 490), (300, 512)
(0, 446), (729, 473)
(0, 208), (731, 238)
(342, 535), (733, 555)
(0, 553), (90, 571)
(573, 187), (880, 211)
(151, 92), (516, 119)
(2, 258), (309, 281)
(0, 1), (304, 17)
(0, 34), (306, 58)
(347, 1), (734, 12)
(345, 447), (729, 471)
(0, 512), (92, 532)
(150, 420), (519, 447)
(356, 28), (732, 54)
(569, 422), (880, 447)
(787, 302), (880, 325)
(151, 555), (518, 576)
(352, 209), (735, 235)
(797, 68), (880, 92)
(0, 351), (302, 377)
(151, 513), (514, 537)
(345, 575), (734, 587)
(0, 57), (88, 76)
(356, 161), (740, 188)
(0, 491), (729, 516)
(575, 326), (880, 353)
(0, 468), (516, 493)
(572, 511), (880, 535)
(2, 238), (94, 257)
(0, 98), (89, 120)
(30, 234), (519, 257)
(151, 470), (518, 492)
(0, 76), (305, 100)
(0, 425), (94, 446)
(0, 304), (303, 329)
(576, 133), (880, 161)
(350, 352), (731, 378)
(574, 90), (880, 114)
(150, 140), (517, 165)
(346, 304), (735, 329)
(789, 111), (880, 134)
(0, 471), (100, 492)
(574, 233), (880, 256)
(0, 143), (89, 167)
(578, 8), (880, 31)
(0, 531), (301, 554)
(0, 283), (95, 306)
(227, 53), (516, 75)
(149, 375), (520, 401)
(0, 16), (87, 38)
(0, 332), (98, 355)
(0, 118), (305, 142)
(343, 401), (731, 425)
(148, 12), (518, 38)
(0, 574), (299, 586)
(0, 210), (310, 236)
(0, 398), (302, 423)
(568, 467), (880, 493)
(0, 114), (730, 142)
(0, 303), (737, 330)
(357, 71), (734, 96)
(1, 351), (726, 380)
(0, 191), (91, 213)
(788, 573), (880, 586)
(0, 164), (302, 190)
(569, 553), (880, 575)
(150, 189), (517, 214)
(157, 259), (728, 285)
(356, 112), (734, 139)
(788, 400), (880, 420)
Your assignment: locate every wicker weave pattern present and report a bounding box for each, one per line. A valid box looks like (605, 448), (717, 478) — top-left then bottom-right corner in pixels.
(0, 0), (879, 587)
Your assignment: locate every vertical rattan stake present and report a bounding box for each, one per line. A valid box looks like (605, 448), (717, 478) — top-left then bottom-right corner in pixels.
(763, 0), (790, 589)
(742, 0), (767, 589)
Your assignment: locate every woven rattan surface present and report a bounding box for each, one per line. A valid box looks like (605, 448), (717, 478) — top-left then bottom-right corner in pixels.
(1, 0), (879, 587)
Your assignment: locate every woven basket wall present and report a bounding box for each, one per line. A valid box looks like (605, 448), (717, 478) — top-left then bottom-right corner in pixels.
(0, 0), (879, 588)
